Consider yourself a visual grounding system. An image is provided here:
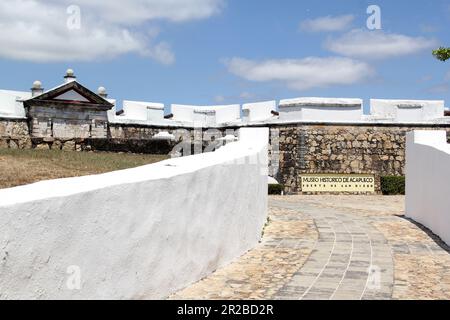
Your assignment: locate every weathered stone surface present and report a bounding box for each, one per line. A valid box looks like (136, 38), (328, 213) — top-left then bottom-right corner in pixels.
(271, 125), (450, 194)
(34, 143), (51, 150)
(171, 195), (450, 300)
(61, 141), (75, 151)
(52, 140), (63, 150)
(0, 119), (28, 138)
(17, 138), (32, 149)
(0, 139), (8, 149)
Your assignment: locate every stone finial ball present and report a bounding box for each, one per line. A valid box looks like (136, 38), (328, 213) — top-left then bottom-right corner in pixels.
(32, 80), (42, 89)
(66, 69), (75, 76)
(98, 86), (107, 95)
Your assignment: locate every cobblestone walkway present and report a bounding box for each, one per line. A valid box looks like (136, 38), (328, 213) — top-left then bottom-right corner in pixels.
(170, 196), (450, 300)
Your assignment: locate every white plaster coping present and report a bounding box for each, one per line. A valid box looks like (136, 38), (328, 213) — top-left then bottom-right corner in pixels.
(122, 100), (164, 111)
(106, 116), (450, 128)
(242, 100), (276, 110)
(279, 97), (363, 108)
(370, 99), (445, 121)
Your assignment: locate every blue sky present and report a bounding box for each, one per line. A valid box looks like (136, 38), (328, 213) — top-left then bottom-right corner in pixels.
(0, 0), (449, 113)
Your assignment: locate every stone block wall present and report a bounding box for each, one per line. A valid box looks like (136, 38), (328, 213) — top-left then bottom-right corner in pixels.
(2, 117), (450, 195)
(28, 105), (108, 139)
(108, 124), (238, 156)
(0, 118), (30, 149)
(272, 123), (450, 194)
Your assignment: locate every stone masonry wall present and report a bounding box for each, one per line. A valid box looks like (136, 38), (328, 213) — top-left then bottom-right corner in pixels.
(0, 118), (30, 149)
(2, 118), (450, 195)
(272, 124), (450, 194)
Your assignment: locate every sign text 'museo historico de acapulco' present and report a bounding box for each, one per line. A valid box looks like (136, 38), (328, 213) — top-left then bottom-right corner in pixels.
(301, 174), (376, 193)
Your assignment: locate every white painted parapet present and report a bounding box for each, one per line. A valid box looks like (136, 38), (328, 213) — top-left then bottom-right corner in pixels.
(0, 128), (269, 299)
(406, 130), (450, 246)
(214, 104), (241, 124)
(171, 104), (241, 126)
(108, 100), (178, 126)
(0, 90), (29, 118)
(371, 99), (445, 122)
(120, 100), (165, 121)
(278, 97), (363, 122)
(242, 101), (277, 123)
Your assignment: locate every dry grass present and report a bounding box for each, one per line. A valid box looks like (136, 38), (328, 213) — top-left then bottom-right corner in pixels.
(0, 148), (168, 189)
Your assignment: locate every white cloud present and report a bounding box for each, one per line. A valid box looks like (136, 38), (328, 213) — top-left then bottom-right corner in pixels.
(325, 29), (438, 60)
(300, 15), (354, 32)
(66, 0), (225, 24)
(225, 57), (374, 90)
(0, 0), (223, 63)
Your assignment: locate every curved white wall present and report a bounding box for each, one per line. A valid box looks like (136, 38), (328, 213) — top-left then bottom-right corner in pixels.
(0, 128), (269, 299)
(406, 130), (450, 246)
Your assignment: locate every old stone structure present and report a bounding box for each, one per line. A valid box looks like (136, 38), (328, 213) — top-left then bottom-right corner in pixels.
(24, 71), (113, 142)
(1, 69), (450, 194)
(0, 118), (30, 149)
(271, 123), (450, 193)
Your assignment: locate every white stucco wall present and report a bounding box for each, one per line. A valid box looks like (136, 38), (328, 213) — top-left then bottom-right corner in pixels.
(171, 104), (196, 123)
(405, 130), (450, 246)
(120, 100), (165, 121)
(171, 104), (241, 126)
(371, 99), (445, 122)
(0, 90), (29, 118)
(278, 97), (363, 122)
(242, 101), (276, 122)
(214, 105), (241, 124)
(0, 128), (269, 300)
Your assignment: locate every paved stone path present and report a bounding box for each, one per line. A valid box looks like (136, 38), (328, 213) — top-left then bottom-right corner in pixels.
(170, 196), (450, 300)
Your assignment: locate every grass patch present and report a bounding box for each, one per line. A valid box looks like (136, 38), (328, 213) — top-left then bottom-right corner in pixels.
(0, 148), (168, 189)
(381, 176), (405, 195)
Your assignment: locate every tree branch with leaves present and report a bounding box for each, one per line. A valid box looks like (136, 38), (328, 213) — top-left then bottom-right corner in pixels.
(433, 47), (450, 61)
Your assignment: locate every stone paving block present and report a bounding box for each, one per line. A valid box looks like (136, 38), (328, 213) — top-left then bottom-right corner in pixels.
(349, 260), (370, 268)
(289, 275), (317, 287)
(172, 196), (450, 301)
(312, 277), (341, 290)
(302, 288), (335, 300)
(321, 267), (346, 277)
(408, 243), (431, 254)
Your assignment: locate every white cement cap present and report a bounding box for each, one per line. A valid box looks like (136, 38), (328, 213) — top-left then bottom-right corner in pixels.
(279, 97), (363, 107)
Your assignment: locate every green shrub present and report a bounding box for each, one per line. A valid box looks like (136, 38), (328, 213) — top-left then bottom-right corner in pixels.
(268, 184), (284, 195)
(381, 176), (405, 195)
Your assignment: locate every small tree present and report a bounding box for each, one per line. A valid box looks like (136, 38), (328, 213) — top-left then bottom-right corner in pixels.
(433, 47), (450, 61)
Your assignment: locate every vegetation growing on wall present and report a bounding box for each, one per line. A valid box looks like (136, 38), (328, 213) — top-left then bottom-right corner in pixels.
(268, 184), (284, 195)
(381, 176), (405, 195)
